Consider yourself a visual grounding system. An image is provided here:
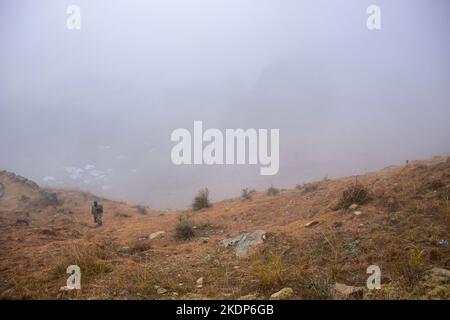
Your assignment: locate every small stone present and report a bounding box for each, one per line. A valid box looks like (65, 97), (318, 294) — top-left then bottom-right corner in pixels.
(120, 290), (137, 300)
(196, 277), (204, 288)
(119, 246), (130, 253)
(305, 221), (319, 228)
(349, 204), (359, 210)
(331, 283), (364, 300)
(199, 237), (209, 243)
(59, 286), (73, 292)
(353, 211), (362, 216)
(431, 267), (450, 278)
(149, 231), (165, 240)
(270, 288), (294, 300)
(157, 287), (167, 294)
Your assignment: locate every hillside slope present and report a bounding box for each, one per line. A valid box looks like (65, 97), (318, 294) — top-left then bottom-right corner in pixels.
(0, 157), (449, 300)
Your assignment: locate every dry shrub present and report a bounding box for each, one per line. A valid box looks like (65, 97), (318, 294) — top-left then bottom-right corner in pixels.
(192, 188), (211, 211)
(336, 182), (371, 209)
(241, 188), (253, 200)
(266, 186), (280, 196)
(136, 205), (148, 215)
(128, 240), (152, 254)
(303, 183), (318, 193)
(175, 218), (195, 241)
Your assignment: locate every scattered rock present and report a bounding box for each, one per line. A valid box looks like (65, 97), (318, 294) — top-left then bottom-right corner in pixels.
(353, 211), (362, 216)
(157, 287), (168, 294)
(199, 237), (209, 243)
(270, 288), (294, 300)
(304, 221), (319, 228)
(0, 182), (4, 198)
(59, 285), (78, 292)
(437, 239), (448, 246)
(120, 290), (137, 300)
(430, 267), (450, 278)
(196, 277), (204, 288)
(221, 230), (266, 258)
(331, 283), (364, 300)
(119, 246), (131, 253)
(349, 204), (359, 210)
(419, 267), (450, 299)
(137, 235), (149, 241)
(149, 231), (165, 240)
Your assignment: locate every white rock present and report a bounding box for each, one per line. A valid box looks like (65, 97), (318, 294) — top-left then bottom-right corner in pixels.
(331, 283), (364, 300)
(150, 231), (165, 240)
(270, 288), (294, 300)
(221, 230), (266, 258)
(305, 221), (319, 228)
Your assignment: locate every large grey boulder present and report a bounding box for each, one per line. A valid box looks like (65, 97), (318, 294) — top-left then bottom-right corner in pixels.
(221, 230), (266, 258)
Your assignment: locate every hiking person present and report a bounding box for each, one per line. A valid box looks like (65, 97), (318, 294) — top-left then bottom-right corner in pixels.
(91, 200), (103, 226)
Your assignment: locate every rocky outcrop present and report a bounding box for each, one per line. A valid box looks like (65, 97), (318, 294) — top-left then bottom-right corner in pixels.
(0, 170), (40, 190)
(221, 230), (266, 258)
(0, 170), (59, 207)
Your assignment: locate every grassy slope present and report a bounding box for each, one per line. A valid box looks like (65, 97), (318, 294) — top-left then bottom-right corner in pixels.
(0, 156), (449, 299)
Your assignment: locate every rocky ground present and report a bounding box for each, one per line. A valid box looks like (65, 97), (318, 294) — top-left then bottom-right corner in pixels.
(0, 156), (449, 300)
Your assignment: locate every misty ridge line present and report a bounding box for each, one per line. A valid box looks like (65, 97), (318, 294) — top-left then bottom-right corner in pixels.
(171, 121), (279, 175)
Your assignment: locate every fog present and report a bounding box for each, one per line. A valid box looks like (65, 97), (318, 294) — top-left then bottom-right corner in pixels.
(1, 0), (449, 209)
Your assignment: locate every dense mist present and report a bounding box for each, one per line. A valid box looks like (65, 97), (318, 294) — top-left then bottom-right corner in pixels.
(1, 0), (449, 209)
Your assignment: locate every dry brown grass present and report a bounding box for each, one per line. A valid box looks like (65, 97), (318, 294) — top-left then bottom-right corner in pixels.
(2, 156), (450, 300)
(50, 244), (113, 280)
(175, 218), (195, 240)
(336, 181), (371, 209)
(251, 252), (285, 291)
